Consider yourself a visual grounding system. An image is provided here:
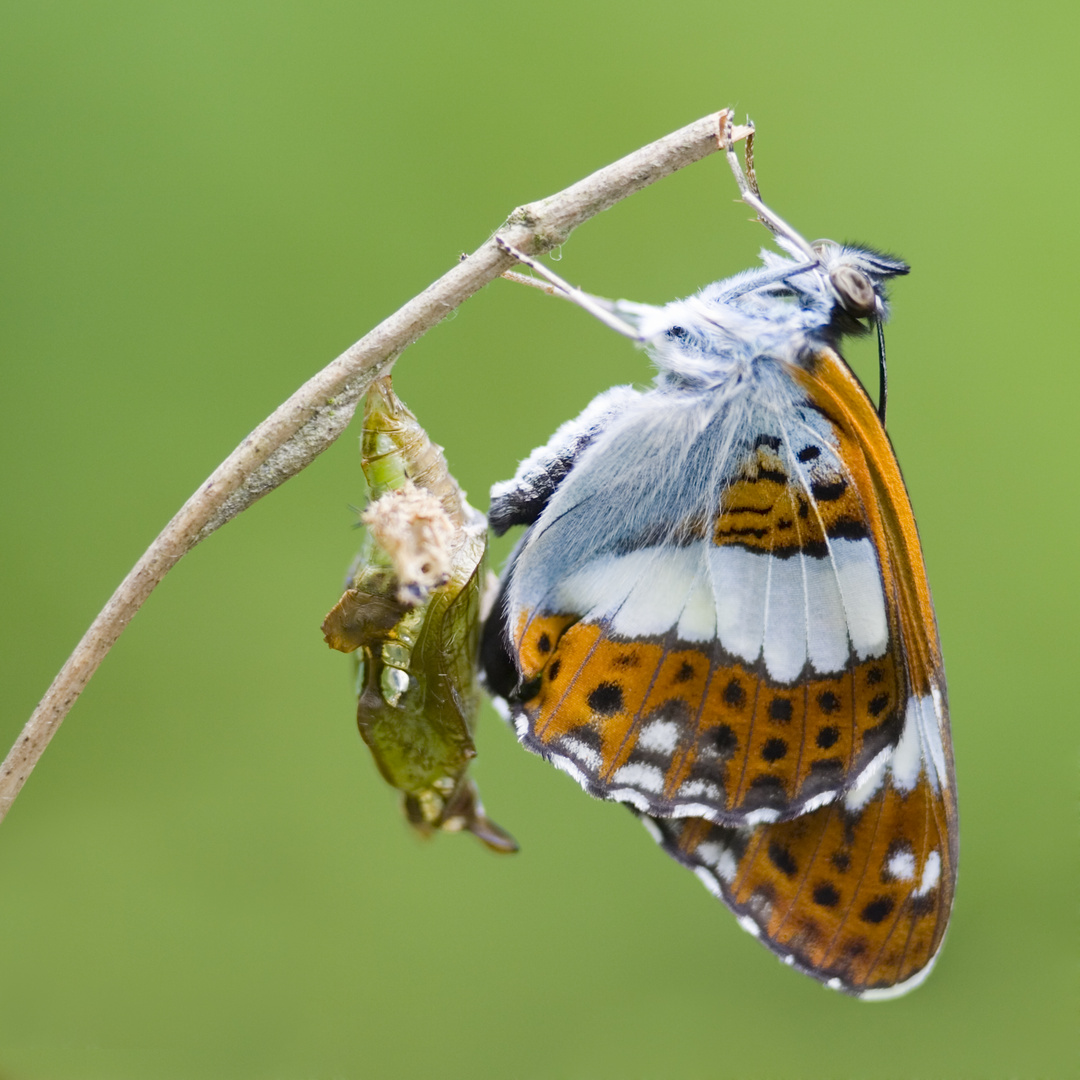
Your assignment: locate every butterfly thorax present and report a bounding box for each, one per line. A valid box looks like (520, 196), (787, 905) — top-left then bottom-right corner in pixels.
(639, 243), (906, 393)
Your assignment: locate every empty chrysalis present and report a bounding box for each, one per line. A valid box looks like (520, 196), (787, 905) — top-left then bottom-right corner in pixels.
(322, 377), (516, 853)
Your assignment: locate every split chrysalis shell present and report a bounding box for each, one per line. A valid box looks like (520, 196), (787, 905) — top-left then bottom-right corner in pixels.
(322, 377), (516, 853)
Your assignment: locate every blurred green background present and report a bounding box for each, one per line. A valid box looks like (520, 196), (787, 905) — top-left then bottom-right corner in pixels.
(1, 2), (1075, 1077)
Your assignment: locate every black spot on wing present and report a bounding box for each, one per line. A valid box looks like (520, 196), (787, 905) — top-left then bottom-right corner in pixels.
(813, 882), (841, 907)
(675, 661), (696, 683)
(723, 678), (747, 708)
(770, 540), (830, 559)
(758, 467), (788, 485)
(860, 896), (896, 924)
(818, 690), (840, 714)
(768, 841), (798, 877)
(769, 698), (793, 723)
(868, 693), (890, 718)
(825, 518), (869, 541)
(712, 725), (738, 756)
(718, 525), (770, 541)
(810, 478), (848, 502)
(816, 725), (840, 749)
(587, 682), (624, 715)
(761, 738), (788, 762)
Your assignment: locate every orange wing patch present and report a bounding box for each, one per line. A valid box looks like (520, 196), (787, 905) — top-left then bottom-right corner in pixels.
(792, 350), (945, 699)
(516, 612), (578, 679)
(715, 438), (867, 556)
(646, 769), (953, 996)
(513, 611), (904, 822)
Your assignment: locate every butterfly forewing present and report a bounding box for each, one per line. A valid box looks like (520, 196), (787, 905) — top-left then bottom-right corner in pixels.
(508, 387), (911, 826)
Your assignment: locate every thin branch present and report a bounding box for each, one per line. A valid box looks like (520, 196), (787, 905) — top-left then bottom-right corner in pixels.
(0, 110), (751, 824)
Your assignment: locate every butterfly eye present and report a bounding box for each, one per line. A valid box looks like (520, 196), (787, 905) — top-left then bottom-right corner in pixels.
(830, 265), (876, 317)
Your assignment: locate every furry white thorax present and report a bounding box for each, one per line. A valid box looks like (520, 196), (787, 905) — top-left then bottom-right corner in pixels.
(619, 239), (896, 390)
(633, 278), (822, 389)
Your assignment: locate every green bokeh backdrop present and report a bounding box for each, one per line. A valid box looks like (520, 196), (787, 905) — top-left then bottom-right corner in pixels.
(1, 3), (1075, 1077)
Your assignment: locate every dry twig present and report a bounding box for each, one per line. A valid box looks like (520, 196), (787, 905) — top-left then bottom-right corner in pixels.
(0, 110), (751, 824)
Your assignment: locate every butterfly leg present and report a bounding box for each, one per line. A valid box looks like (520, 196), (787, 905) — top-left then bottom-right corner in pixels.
(495, 237), (645, 340)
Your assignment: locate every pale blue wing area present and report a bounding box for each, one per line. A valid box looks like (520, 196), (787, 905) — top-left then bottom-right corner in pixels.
(506, 362), (861, 649)
(488, 385), (642, 535)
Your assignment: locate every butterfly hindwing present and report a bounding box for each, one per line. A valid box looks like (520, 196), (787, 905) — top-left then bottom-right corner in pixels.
(639, 686), (954, 998)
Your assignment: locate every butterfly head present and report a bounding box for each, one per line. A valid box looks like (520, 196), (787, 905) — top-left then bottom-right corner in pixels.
(811, 241), (909, 337)
(612, 241), (909, 389)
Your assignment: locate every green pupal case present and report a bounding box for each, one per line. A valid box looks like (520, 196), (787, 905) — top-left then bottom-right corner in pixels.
(322, 377), (516, 853)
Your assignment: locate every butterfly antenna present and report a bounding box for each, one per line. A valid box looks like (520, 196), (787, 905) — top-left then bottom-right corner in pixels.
(495, 237), (644, 340)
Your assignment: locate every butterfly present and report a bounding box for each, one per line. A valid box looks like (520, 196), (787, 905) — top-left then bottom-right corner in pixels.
(480, 122), (956, 998)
